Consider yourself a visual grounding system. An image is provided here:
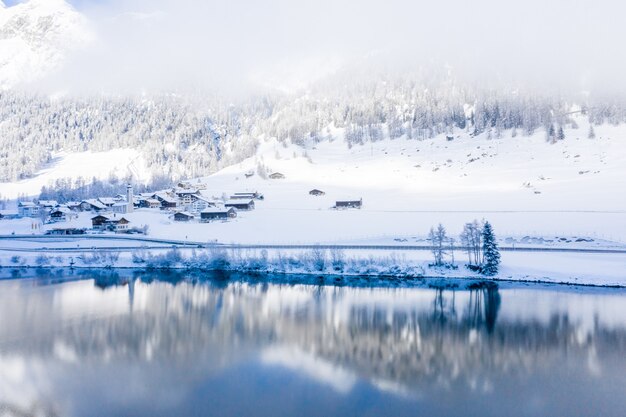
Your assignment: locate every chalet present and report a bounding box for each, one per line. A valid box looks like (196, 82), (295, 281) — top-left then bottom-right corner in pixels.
(174, 188), (201, 205)
(113, 217), (131, 233)
(91, 215), (110, 229)
(18, 202), (40, 218)
(80, 199), (107, 212)
(45, 227), (85, 235)
(141, 198), (161, 209)
(200, 207), (237, 222)
(49, 207), (72, 222)
(154, 193), (178, 210)
(269, 172), (285, 180)
(173, 211), (195, 222)
(335, 198), (362, 209)
(225, 199), (255, 211)
(231, 192), (264, 200)
(309, 189), (325, 196)
(92, 215), (131, 232)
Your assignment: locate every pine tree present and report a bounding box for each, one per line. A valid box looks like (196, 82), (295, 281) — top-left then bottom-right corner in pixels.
(557, 126), (565, 140)
(481, 221), (500, 276)
(588, 125), (596, 139)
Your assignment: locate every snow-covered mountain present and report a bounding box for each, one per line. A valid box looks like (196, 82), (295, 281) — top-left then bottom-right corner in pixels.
(0, 0), (92, 88)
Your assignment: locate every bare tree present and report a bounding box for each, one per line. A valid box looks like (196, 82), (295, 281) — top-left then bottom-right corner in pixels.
(460, 220), (484, 266)
(428, 224), (448, 266)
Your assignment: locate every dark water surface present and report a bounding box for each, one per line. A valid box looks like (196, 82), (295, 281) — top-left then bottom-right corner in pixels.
(0, 271), (625, 417)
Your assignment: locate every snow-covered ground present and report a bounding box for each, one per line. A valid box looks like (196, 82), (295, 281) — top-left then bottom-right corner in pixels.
(0, 116), (625, 286)
(0, 148), (148, 199)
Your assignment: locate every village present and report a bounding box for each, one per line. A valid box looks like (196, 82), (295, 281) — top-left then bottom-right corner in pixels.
(0, 175), (364, 236)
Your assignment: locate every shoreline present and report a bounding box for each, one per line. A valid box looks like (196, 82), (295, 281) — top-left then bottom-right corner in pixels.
(2, 264), (626, 290)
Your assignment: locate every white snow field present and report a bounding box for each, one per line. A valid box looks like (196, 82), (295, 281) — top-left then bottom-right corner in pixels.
(161, 118), (626, 245)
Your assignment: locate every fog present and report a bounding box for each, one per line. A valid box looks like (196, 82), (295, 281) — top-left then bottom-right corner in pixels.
(40, 0), (626, 95)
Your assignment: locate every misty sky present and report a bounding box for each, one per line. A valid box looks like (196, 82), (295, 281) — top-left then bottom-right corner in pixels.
(17, 0), (626, 95)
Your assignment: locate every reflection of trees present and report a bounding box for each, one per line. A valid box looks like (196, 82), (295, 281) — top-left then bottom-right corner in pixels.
(1, 275), (625, 396)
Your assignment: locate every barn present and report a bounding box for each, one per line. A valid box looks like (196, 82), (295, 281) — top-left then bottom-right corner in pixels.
(335, 198), (362, 209)
(173, 212), (195, 222)
(200, 207), (237, 222)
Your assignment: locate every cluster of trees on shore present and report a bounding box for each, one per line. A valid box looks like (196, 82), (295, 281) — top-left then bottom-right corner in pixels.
(429, 220), (500, 276)
(2, 71), (625, 183)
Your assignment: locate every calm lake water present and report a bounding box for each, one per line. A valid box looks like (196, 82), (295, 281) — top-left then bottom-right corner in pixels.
(0, 271), (625, 417)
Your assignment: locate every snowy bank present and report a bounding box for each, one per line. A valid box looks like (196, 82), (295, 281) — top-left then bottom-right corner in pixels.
(1, 246), (625, 288)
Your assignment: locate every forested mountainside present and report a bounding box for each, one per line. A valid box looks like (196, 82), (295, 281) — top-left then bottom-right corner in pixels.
(2, 76), (626, 183)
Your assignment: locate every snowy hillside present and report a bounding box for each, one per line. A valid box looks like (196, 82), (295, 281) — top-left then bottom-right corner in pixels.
(0, 0), (92, 88)
(0, 148), (148, 200)
(170, 116), (625, 244)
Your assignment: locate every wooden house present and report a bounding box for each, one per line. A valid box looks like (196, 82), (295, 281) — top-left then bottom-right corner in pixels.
(154, 193), (178, 210)
(200, 207), (237, 222)
(49, 207), (72, 222)
(91, 215), (110, 230)
(173, 211), (195, 222)
(143, 198), (161, 209)
(309, 189), (325, 196)
(269, 172), (285, 180)
(335, 198), (362, 209)
(225, 199), (255, 211)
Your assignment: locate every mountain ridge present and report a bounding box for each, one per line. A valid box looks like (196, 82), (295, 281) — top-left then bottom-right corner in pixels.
(0, 0), (92, 88)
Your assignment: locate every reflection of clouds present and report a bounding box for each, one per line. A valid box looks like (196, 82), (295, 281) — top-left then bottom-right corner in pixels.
(261, 346), (356, 394)
(0, 356), (57, 415)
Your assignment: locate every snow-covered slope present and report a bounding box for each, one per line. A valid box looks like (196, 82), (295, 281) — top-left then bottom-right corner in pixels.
(0, 0), (92, 88)
(179, 116), (626, 243)
(0, 148), (148, 199)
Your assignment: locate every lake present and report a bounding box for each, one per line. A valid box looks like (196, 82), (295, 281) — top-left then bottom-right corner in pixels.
(0, 270), (625, 417)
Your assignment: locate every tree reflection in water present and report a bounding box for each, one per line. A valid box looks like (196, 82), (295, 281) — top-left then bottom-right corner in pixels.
(0, 271), (624, 417)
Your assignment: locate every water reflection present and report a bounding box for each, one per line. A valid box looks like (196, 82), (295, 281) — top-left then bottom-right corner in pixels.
(0, 271), (625, 417)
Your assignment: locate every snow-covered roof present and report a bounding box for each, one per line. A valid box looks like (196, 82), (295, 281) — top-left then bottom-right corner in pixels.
(201, 207), (234, 214)
(51, 207), (72, 214)
(98, 197), (117, 206)
(174, 211), (194, 217)
(154, 193), (177, 204)
(174, 188), (199, 195)
(225, 199), (254, 205)
(38, 200), (58, 207)
(18, 201), (37, 207)
(82, 199), (107, 209)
